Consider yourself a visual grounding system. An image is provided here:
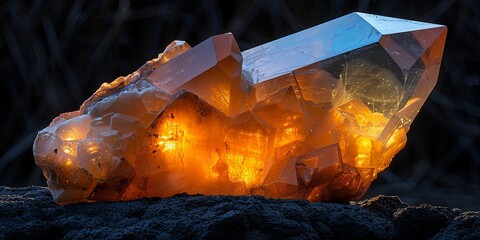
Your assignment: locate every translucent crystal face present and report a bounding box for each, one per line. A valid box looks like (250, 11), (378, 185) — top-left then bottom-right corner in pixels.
(33, 13), (447, 205)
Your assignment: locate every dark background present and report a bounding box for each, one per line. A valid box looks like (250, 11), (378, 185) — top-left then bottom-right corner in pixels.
(1, 0), (479, 210)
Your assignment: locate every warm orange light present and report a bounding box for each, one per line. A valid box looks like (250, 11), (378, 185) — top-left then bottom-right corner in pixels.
(65, 159), (73, 166)
(355, 136), (372, 168)
(33, 13), (446, 205)
(225, 154), (263, 186)
(156, 120), (186, 153)
(62, 144), (76, 156)
(86, 145), (99, 154)
(63, 147), (72, 154)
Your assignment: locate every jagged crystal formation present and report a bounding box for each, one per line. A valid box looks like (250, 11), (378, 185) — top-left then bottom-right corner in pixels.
(33, 13), (447, 205)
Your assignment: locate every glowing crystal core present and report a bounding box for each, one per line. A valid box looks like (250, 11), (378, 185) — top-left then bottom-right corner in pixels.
(33, 13), (447, 204)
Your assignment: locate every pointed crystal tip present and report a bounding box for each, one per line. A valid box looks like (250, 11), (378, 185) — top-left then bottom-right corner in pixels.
(33, 13), (446, 205)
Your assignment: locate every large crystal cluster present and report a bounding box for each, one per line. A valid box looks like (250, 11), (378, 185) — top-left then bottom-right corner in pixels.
(33, 13), (447, 205)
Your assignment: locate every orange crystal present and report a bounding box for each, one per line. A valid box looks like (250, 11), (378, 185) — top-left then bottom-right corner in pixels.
(33, 13), (447, 205)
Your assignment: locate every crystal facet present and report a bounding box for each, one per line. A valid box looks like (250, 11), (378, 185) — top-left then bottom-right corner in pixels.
(33, 13), (447, 205)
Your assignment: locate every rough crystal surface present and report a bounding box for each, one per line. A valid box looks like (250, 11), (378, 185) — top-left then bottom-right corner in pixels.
(33, 12), (447, 205)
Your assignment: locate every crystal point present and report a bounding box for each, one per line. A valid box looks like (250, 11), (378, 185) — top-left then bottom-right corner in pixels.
(33, 13), (446, 204)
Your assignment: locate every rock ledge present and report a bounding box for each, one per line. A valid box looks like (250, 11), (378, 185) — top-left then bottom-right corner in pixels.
(0, 186), (478, 239)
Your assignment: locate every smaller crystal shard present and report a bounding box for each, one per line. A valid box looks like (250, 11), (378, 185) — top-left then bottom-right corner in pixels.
(225, 112), (274, 186)
(149, 34), (248, 117)
(253, 87), (307, 146)
(263, 157), (298, 197)
(292, 67), (339, 105)
(296, 144), (343, 186)
(275, 141), (313, 160)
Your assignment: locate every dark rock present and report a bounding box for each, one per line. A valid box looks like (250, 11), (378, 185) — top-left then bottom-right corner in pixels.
(393, 204), (457, 240)
(322, 204), (394, 239)
(0, 186), (478, 240)
(432, 212), (480, 240)
(357, 195), (408, 220)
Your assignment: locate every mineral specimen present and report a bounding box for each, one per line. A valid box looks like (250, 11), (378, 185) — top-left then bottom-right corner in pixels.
(33, 13), (447, 205)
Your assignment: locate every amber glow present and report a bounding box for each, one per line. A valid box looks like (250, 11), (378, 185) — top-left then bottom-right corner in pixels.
(86, 145), (100, 154)
(226, 154), (261, 186)
(157, 121), (184, 153)
(355, 136), (372, 168)
(63, 147), (72, 155)
(33, 13), (447, 205)
(65, 159), (73, 166)
(65, 136), (75, 141)
(62, 143), (76, 156)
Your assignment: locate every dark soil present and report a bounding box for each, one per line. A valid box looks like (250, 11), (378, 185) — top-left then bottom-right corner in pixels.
(0, 186), (478, 240)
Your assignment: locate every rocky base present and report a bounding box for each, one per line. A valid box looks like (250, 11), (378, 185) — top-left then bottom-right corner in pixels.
(0, 186), (478, 240)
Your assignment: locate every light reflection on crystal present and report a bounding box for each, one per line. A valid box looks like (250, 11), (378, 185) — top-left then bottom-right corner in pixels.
(33, 12), (447, 205)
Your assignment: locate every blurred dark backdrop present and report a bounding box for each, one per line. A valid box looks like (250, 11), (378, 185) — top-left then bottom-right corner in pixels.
(1, 0), (479, 210)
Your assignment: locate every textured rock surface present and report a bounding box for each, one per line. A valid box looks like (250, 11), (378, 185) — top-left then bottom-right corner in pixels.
(1, 186), (477, 240)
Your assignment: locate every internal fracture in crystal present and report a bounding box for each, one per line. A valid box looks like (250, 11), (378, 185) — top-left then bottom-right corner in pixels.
(33, 13), (447, 204)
